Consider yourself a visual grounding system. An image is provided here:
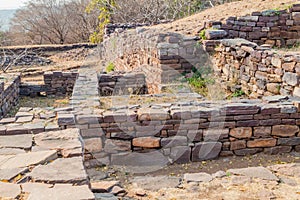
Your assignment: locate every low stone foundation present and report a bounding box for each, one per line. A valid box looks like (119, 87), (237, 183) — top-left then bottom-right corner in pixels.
(57, 96), (300, 168)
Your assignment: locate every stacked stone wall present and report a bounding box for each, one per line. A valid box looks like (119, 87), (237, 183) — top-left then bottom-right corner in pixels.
(99, 29), (210, 93)
(57, 97), (300, 167)
(213, 38), (300, 98)
(44, 71), (78, 96)
(98, 72), (147, 96)
(0, 74), (20, 118)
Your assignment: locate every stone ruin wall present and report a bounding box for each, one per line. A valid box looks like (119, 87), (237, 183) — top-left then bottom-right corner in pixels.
(213, 38), (300, 98)
(0, 74), (20, 118)
(98, 72), (147, 96)
(99, 29), (210, 93)
(56, 97), (300, 168)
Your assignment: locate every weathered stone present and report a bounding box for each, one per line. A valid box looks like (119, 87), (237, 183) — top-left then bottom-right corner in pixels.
(247, 138), (277, 148)
(0, 182), (21, 199)
(0, 150), (57, 169)
(57, 114), (75, 126)
(277, 137), (300, 146)
(236, 120), (259, 127)
(104, 139), (131, 153)
(0, 148), (25, 155)
(0, 168), (27, 181)
(271, 57), (282, 67)
(132, 137), (161, 148)
(91, 180), (120, 192)
(29, 157), (88, 184)
(229, 127), (252, 139)
(264, 146), (292, 155)
(203, 129), (229, 141)
(205, 30), (227, 40)
(138, 108), (170, 121)
(34, 129), (82, 158)
(230, 140), (246, 150)
(6, 125), (28, 135)
(161, 136), (187, 147)
(283, 72), (299, 86)
(227, 166), (279, 181)
(84, 138), (103, 153)
(94, 193), (118, 200)
(22, 183), (94, 200)
(16, 115), (34, 123)
(293, 87), (300, 97)
(169, 146), (191, 164)
(272, 125), (299, 137)
(282, 62), (296, 72)
(184, 172), (213, 183)
(266, 83), (280, 94)
(0, 134), (32, 149)
(253, 127), (271, 138)
(0, 117), (16, 124)
(234, 148), (263, 156)
(192, 142), (222, 161)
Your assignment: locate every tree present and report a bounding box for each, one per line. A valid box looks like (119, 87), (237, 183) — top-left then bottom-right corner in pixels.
(9, 0), (100, 45)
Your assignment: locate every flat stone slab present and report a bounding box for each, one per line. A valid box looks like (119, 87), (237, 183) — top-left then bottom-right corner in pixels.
(267, 163), (300, 177)
(0, 134), (32, 149)
(0, 182), (21, 199)
(227, 166), (279, 181)
(29, 157), (88, 184)
(0, 167), (28, 181)
(34, 129), (82, 158)
(0, 150), (57, 169)
(22, 183), (94, 200)
(16, 116), (34, 123)
(131, 176), (180, 191)
(91, 180), (120, 192)
(184, 172), (213, 183)
(0, 148), (26, 155)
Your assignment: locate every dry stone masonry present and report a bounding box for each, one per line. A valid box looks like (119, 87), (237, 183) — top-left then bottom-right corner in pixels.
(57, 96), (300, 168)
(204, 4), (300, 47)
(213, 38), (300, 98)
(0, 74), (20, 118)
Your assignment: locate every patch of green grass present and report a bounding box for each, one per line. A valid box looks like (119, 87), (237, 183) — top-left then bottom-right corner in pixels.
(106, 62), (115, 73)
(230, 89), (245, 98)
(199, 29), (207, 40)
(185, 66), (215, 96)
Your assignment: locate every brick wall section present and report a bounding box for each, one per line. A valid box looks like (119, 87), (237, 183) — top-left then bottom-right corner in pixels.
(44, 71), (78, 96)
(58, 97), (300, 167)
(0, 74), (20, 118)
(213, 38), (300, 98)
(98, 72), (147, 96)
(99, 29), (210, 93)
(206, 4), (300, 47)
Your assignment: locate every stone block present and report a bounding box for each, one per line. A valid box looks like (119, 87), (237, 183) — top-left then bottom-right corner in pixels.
(132, 137), (161, 148)
(229, 127), (252, 139)
(161, 136), (187, 147)
(57, 114), (75, 126)
(203, 129), (229, 141)
(253, 126), (271, 138)
(170, 146), (191, 164)
(283, 72), (299, 86)
(230, 140), (246, 150)
(104, 139), (131, 154)
(264, 146), (292, 155)
(234, 148), (263, 156)
(192, 142), (222, 161)
(272, 125), (299, 137)
(277, 137), (300, 146)
(247, 138), (277, 148)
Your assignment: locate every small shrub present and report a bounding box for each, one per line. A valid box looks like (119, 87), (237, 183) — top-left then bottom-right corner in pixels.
(199, 29), (207, 40)
(106, 62), (115, 73)
(231, 89), (245, 98)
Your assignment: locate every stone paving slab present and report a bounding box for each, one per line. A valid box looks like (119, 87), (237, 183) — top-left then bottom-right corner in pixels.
(0, 167), (28, 181)
(0, 134), (32, 149)
(29, 157), (88, 184)
(34, 128), (83, 158)
(0, 148), (25, 155)
(0, 150), (58, 170)
(0, 182), (21, 199)
(22, 183), (95, 200)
